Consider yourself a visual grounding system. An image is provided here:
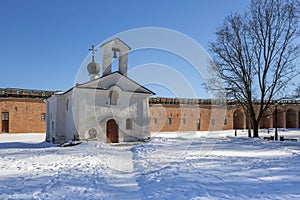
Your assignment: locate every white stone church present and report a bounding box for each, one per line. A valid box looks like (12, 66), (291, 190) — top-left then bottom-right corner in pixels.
(45, 38), (154, 143)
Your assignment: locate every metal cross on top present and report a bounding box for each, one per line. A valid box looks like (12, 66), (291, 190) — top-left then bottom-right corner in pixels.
(89, 45), (97, 61)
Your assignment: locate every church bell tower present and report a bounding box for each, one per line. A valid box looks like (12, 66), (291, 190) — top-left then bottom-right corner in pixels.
(100, 38), (131, 76)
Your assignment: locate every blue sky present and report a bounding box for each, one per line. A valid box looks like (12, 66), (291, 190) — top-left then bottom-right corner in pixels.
(1, 0), (253, 97)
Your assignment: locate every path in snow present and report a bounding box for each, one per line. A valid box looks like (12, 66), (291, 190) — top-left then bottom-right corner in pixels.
(96, 143), (142, 199)
(132, 134), (300, 199)
(0, 131), (300, 199)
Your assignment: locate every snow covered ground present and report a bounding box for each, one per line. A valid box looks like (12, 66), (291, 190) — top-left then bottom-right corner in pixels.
(0, 130), (300, 199)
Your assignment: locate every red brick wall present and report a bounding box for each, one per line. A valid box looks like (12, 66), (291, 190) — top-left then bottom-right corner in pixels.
(0, 98), (46, 133)
(149, 103), (300, 132)
(1, 97), (299, 134)
(259, 104), (300, 129)
(149, 104), (234, 132)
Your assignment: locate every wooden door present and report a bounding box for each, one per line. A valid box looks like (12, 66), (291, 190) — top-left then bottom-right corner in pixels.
(2, 112), (9, 133)
(106, 119), (118, 143)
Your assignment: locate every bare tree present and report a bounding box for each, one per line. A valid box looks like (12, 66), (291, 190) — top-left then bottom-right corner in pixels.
(294, 85), (300, 98)
(210, 0), (300, 137)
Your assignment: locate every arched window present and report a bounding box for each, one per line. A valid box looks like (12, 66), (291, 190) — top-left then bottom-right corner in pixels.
(196, 118), (201, 130)
(153, 118), (157, 124)
(109, 90), (119, 105)
(126, 118), (133, 130)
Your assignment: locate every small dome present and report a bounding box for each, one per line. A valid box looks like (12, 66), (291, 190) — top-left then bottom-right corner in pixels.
(87, 60), (100, 75)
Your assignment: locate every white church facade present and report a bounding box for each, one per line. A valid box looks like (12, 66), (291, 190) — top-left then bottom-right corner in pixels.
(45, 38), (154, 143)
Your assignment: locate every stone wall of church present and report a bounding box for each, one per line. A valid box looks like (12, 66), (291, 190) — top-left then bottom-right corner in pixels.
(0, 98), (46, 133)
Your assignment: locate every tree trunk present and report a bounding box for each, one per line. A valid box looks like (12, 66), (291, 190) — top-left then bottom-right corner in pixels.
(248, 128), (251, 138)
(246, 112), (251, 137)
(253, 122), (259, 137)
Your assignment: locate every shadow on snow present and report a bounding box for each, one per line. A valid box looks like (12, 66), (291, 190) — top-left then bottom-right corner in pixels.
(0, 142), (56, 149)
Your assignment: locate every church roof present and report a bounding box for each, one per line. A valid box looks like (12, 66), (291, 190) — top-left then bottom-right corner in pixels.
(100, 38), (131, 50)
(55, 71), (155, 96)
(77, 71), (155, 94)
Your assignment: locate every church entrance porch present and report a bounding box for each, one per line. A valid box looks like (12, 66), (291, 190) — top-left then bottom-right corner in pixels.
(106, 119), (118, 143)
